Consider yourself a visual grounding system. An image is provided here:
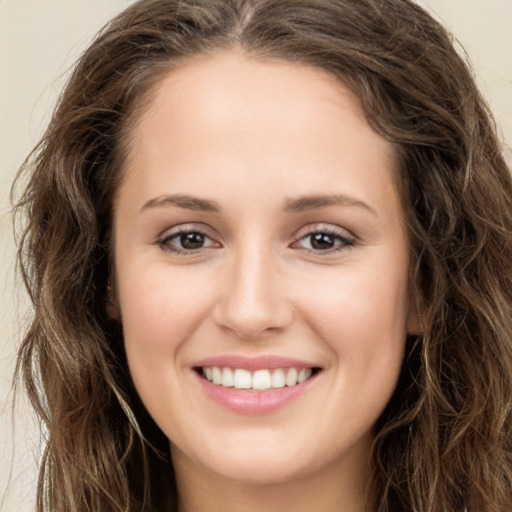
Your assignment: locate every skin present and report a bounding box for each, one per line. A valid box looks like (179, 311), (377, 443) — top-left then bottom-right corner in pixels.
(112, 51), (419, 512)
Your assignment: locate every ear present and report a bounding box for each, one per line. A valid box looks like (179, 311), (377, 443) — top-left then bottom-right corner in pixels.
(406, 307), (423, 336)
(106, 279), (120, 320)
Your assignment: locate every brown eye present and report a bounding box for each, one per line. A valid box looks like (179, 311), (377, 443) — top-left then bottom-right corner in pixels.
(294, 229), (355, 253)
(310, 233), (336, 250)
(159, 229), (218, 254)
(180, 232), (205, 249)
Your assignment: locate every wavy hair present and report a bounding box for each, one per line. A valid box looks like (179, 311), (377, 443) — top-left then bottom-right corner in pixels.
(12, 0), (512, 510)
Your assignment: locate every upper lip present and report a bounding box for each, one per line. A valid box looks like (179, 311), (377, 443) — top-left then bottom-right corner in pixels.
(193, 354), (320, 371)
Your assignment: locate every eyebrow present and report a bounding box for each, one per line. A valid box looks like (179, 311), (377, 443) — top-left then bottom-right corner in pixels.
(141, 194), (222, 213)
(284, 194), (377, 216)
(140, 193), (377, 216)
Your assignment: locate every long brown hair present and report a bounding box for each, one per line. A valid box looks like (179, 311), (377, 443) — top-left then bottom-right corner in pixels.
(12, 0), (512, 510)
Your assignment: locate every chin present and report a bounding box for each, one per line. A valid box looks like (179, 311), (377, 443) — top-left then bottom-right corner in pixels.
(187, 438), (335, 486)
(205, 457), (308, 485)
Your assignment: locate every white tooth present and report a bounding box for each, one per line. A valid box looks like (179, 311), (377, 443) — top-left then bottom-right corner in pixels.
(233, 369), (252, 389)
(212, 366), (222, 385)
(305, 368), (312, 380)
(271, 369), (285, 388)
(285, 368), (298, 386)
(298, 368), (312, 383)
(222, 367), (234, 387)
(203, 367), (213, 381)
(252, 369), (272, 390)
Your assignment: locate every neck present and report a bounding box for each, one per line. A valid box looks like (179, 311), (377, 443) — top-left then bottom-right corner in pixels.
(172, 438), (372, 512)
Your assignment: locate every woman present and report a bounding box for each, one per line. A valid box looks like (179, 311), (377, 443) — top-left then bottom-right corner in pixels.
(12, 0), (512, 510)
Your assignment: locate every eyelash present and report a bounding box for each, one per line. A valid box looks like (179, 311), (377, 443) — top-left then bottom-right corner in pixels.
(291, 228), (355, 254)
(158, 227), (218, 255)
(157, 226), (356, 255)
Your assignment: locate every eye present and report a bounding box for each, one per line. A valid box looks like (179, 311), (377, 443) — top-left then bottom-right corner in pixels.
(158, 228), (219, 254)
(292, 228), (355, 253)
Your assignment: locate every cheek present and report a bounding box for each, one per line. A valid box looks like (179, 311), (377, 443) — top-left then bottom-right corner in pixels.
(296, 259), (409, 397)
(118, 264), (214, 379)
(117, 265), (219, 437)
(299, 262), (410, 343)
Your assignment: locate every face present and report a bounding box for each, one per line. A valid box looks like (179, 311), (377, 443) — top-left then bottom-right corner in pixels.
(112, 51), (417, 485)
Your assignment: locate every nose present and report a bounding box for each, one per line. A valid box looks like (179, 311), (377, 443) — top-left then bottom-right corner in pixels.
(212, 245), (294, 340)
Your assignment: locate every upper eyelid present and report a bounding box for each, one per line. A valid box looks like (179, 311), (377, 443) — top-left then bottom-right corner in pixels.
(156, 225), (219, 255)
(158, 220), (353, 234)
(158, 223), (216, 240)
(161, 230), (215, 243)
(157, 228), (219, 255)
(291, 231), (355, 250)
(292, 223), (356, 241)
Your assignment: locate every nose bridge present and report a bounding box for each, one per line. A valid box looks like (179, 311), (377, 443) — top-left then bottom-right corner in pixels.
(213, 239), (292, 339)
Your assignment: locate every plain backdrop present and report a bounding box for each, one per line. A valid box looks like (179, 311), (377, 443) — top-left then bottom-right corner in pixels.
(1, 1), (511, 510)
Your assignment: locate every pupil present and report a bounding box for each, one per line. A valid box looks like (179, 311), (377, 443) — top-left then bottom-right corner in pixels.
(311, 233), (334, 250)
(181, 232), (204, 249)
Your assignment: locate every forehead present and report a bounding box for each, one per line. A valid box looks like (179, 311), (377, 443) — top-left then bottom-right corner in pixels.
(118, 51), (400, 219)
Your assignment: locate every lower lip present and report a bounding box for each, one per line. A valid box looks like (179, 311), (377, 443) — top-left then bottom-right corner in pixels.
(194, 371), (319, 415)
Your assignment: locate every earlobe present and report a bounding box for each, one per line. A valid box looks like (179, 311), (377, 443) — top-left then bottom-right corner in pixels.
(406, 310), (423, 336)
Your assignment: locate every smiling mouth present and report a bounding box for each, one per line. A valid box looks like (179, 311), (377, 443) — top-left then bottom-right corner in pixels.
(195, 366), (322, 391)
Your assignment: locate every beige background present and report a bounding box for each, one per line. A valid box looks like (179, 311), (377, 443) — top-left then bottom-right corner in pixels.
(1, 1), (511, 510)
